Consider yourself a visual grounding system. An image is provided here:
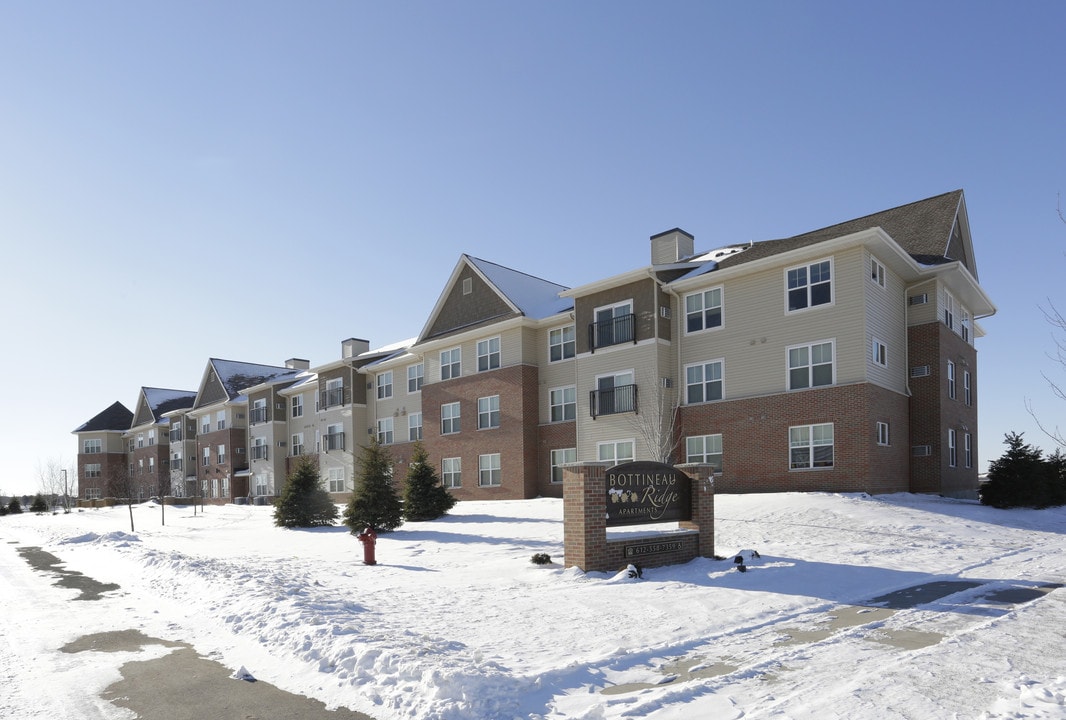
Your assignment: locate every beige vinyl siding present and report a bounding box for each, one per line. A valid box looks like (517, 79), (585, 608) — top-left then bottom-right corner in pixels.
(864, 249), (909, 394)
(906, 279), (938, 326)
(425, 325), (527, 383)
(678, 247), (868, 399)
(575, 342), (660, 461)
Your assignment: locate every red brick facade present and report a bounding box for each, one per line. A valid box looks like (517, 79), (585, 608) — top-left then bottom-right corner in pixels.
(678, 382), (911, 494)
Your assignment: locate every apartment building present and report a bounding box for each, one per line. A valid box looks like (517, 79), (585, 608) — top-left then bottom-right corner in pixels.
(73, 401), (134, 500)
(125, 387), (197, 500)
(73, 190), (995, 501)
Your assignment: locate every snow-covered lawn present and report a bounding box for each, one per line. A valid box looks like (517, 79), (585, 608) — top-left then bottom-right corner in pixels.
(1, 492), (1065, 719)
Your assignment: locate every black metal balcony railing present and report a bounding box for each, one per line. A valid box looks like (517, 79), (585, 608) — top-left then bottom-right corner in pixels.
(589, 384), (638, 419)
(325, 431), (345, 451)
(251, 445), (269, 461)
(320, 387), (345, 409)
(250, 407), (268, 424)
(589, 313), (635, 352)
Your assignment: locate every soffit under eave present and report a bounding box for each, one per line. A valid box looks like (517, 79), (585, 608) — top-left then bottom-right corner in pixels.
(922, 263), (996, 318)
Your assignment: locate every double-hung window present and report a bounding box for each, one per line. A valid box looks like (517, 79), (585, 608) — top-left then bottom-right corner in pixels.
(291, 433), (304, 456)
(685, 360), (723, 404)
(441, 402), (461, 434)
(685, 434), (723, 472)
(597, 439), (635, 465)
(84, 439), (102, 454)
(477, 337), (501, 372)
(788, 341), (834, 390)
(478, 396), (500, 429)
(478, 453), (501, 487)
(872, 338), (887, 368)
(964, 371), (972, 406)
(549, 386), (576, 422)
(217, 444), (226, 465)
(550, 448), (577, 484)
(685, 287), (723, 333)
(377, 417), (394, 445)
(549, 325), (576, 362)
(408, 412), (423, 441)
(948, 428), (958, 467)
(442, 458), (461, 488)
(441, 348), (461, 380)
(870, 257), (886, 288)
(216, 411), (226, 430)
(328, 468), (345, 493)
(408, 363), (424, 393)
(291, 394), (303, 418)
(786, 259), (832, 312)
(377, 371), (393, 400)
(877, 422), (890, 446)
(947, 360), (956, 400)
(790, 424), (834, 469)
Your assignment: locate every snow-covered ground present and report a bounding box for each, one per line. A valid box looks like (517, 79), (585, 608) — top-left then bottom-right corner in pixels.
(1, 492), (1065, 719)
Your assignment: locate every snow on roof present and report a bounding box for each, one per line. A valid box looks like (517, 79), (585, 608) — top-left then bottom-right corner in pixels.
(468, 256), (573, 319)
(142, 388), (196, 418)
(210, 359), (302, 399)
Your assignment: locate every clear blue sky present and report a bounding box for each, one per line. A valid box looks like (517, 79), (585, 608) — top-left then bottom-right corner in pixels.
(2, 2), (1063, 495)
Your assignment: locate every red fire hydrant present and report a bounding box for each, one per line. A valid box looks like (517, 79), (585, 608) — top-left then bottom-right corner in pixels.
(357, 526), (378, 565)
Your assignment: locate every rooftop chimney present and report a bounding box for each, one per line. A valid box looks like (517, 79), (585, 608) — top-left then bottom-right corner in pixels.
(650, 228), (695, 265)
(341, 338), (371, 360)
(285, 358), (310, 370)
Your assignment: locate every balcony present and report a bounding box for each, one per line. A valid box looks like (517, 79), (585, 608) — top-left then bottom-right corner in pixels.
(589, 313), (635, 352)
(251, 445), (269, 461)
(172, 459), (183, 471)
(171, 429), (183, 442)
(250, 407), (268, 425)
(320, 387), (345, 409)
(589, 384), (638, 419)
(324, 431), (345, 451)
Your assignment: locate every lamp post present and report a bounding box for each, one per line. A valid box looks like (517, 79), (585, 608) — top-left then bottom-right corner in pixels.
(61, 469), (68, 512)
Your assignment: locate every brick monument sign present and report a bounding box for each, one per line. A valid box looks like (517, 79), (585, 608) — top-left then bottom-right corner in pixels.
(563, 461), (715, 572)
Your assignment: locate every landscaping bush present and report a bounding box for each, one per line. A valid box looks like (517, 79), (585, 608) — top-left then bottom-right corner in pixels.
(273, 455), (338, 528)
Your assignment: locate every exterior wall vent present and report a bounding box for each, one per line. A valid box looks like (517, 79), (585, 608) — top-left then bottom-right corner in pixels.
(660, 377), (673, 388)
(910, 365), (931, 378)
(909, 293), (929, 305)
(912, 445), (932, 456)
(660, 306), (671, 319)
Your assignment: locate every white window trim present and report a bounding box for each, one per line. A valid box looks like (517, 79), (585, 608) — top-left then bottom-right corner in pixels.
(596, 439), (636, 465)
(408, 412), (423, 442)
(784, 257), (835, 314)
(442, 457), (461, 488)
(948, 428), (957, 467)
(477, 395), (501, 430)
(947, 360), (956, 400)
(683, 286), (724, 335)
(685, 434), (723, 471)
(870, 257), (886, 288)
(786, 339), (836, 391)
(550, 448), (577, 484)
(377, 371), (394, 400)
(476, 336), (501, 373)
(441, 402), (461, 435)
(549, 385), (577, 423)
(965, 432), (972, 468)
(684, 358), (724, 405)
(548, 324), (576, 363)
(789, 423), (834, 470)
(407, 363), (424, 394)
(440, 347), (461, 381)
(872, 338), (888, 368)
(876, 421), (890, 446)
(478, 453), (502, 487)
(377, 417), (394, 445)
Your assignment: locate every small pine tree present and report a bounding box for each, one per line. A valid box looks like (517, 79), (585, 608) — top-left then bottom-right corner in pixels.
(344, 440), (403, 533)
(402, 442), (456, 522)
(273, 456), (338, 528)
(981, 432), (1054, 508)
(29, 494), (48, 514)
(7, 497), (22, 515)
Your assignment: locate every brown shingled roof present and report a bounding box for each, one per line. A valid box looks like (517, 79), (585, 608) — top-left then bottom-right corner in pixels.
(717, 190), (964, 270)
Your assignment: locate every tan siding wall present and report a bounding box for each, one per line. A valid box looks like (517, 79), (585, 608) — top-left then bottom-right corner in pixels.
(677, 247), (868, 400)
(865, 249), (909, 394)
(574, 341), (661, 459)
(907, 279), (938, 326)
